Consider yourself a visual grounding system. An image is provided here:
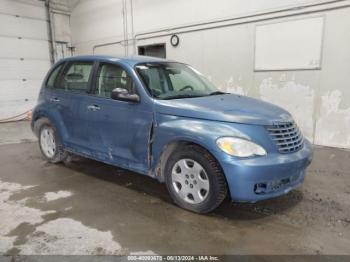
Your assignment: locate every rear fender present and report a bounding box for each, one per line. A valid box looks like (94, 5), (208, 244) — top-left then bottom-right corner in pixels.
(32, 103), (68, 143)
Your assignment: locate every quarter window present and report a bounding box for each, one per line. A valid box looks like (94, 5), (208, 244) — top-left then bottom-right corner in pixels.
(95, 64), (134, 98)
(59, 62), (93, 93)
(46, 63), (64, 88)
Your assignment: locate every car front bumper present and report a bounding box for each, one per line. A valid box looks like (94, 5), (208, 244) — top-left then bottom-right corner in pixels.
(219, 139), (313, 202)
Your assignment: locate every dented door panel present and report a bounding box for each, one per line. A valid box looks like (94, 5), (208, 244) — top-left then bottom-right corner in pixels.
(82, 95), (153, 174)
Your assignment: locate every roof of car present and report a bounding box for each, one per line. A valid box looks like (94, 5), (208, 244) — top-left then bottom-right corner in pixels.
(59, 55), (176, 66)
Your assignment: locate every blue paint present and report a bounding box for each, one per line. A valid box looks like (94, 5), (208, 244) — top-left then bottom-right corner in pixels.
(32, 55), (313, 203)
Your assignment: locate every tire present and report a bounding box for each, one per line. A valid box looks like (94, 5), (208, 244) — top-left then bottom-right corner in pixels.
(164, 145), (227, 213)
(37, 118), (68, 163)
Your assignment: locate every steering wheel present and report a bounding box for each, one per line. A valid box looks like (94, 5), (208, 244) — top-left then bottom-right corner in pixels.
(179, 85), (194, 91)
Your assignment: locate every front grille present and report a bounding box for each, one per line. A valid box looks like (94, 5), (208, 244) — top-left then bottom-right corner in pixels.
(266, 121), (304, 153)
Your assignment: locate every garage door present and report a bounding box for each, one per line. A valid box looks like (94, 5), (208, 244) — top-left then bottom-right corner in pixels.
(0, 0), (51, 119)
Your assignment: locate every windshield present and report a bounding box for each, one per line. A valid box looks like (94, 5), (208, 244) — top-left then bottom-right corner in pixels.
(135, 62), (224, 99)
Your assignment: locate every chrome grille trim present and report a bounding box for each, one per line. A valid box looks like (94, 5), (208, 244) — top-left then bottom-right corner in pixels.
(266, 121), (304, 153)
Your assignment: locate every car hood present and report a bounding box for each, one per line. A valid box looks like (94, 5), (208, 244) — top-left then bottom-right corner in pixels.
(154, 94), (293, 125)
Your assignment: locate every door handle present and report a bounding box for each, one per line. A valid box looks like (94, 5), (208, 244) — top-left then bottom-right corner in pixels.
(50, 97), (60, 102)
(87, 105), (100, 111)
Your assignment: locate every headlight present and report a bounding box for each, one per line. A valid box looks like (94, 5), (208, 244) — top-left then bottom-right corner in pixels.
(216, 137), (266, 157)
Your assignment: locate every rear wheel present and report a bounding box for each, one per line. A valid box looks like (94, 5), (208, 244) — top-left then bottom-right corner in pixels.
(165, 145), (227, 213)
(38, 120), (68, 163)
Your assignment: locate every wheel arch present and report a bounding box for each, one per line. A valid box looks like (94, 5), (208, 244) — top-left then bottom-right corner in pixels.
(32, 113), (63, 143)
(31, 106), (67, 143)
(153, 138), (227, 187)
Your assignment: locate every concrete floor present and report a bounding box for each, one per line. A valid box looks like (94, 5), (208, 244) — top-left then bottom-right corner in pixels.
(0, 121), (349, 255)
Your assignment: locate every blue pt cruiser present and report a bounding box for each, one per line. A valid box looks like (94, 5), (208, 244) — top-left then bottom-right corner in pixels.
(31, 55), (313, 213)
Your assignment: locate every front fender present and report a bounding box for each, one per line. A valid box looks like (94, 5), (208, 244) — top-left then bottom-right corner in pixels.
(151, 114), (251, 172)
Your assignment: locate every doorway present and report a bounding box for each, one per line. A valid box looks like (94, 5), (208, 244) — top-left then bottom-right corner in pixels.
(138, 44), (166, 58)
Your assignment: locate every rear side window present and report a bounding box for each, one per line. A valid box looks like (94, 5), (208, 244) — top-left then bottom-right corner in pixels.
(95, 63), (135, 98)
(58, 62), (93, 93)
(46, 63), (64, 88)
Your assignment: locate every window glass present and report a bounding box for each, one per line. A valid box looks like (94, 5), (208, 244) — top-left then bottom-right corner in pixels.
(46, 63), (64, 88)
(59, 62), (93, 92)
(169, 70), (205, 92)
(96, 64), (134, 98)
(136, 63), (219, 99)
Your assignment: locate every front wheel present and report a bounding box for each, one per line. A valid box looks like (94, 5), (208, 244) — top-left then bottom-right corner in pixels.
(164, 145), (228, 213)
(38, 120), (68, 163)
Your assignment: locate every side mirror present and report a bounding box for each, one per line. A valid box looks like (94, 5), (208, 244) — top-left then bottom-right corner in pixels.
(111, 88), (140, 103)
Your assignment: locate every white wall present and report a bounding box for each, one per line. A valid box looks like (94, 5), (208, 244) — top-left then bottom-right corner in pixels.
(70, 0), (350, 149)
(70, 0), (126, 55)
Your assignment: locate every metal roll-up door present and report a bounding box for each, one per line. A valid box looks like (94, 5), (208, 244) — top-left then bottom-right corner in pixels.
(0, 0), (51, 119)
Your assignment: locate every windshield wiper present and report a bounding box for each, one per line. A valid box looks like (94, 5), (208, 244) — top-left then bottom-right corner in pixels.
(161, 94), (204, 100)
(161, 92), (229, 100)
(208, 91), (229, 96)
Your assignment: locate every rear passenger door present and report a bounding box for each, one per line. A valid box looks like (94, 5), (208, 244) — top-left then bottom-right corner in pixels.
(52, 61), (94, 150)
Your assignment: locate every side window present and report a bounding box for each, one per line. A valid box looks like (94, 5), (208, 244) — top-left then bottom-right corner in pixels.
(59, 62), (93, 93)
(46, 63), (64, 88)
(95, 64), (134, 98)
